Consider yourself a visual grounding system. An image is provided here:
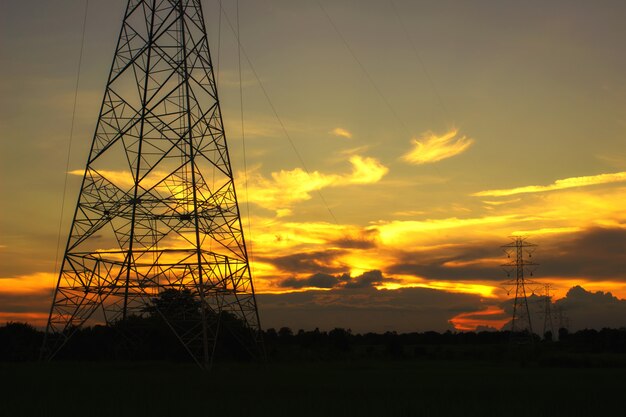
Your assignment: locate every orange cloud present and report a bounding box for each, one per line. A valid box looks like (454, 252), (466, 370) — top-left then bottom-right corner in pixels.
(537, 278), (626, 300)
(402, 128), (474, 165)
(408, 282), (499, 298)
(449, 305), (509, 331)
(0, 272), (55, 294)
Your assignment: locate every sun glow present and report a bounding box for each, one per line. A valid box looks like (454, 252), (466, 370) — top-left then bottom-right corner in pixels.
(0, 272), (55, 294)
(414, 281), (499, 298)
(449, 306), (509, 331)
(375, 278), (499, 298)
(0, 312), (49, 327)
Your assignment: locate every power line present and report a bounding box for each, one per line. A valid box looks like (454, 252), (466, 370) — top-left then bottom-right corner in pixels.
(53, 0), (89, 288)
(219, 5), (338, 223)
(388, 0), (450, 121)
(315, 0), (410, 136)
(236, 0), (256, 275)
(215, 0), (223, 85)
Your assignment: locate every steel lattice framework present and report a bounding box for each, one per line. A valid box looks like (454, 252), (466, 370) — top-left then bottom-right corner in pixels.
(501, 236), (539, 344)
(43, 0), (262, 367)
(540, 284), (556, 339)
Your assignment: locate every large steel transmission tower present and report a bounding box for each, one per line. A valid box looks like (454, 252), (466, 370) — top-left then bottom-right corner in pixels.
(501, 236), (539, 343)
(43, 0), (262, 367)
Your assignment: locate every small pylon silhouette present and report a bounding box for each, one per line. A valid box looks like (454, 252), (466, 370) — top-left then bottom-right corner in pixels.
(541, 284), (556, 340)
(43, 0), (262, 368)
(501, 236), (539, 344)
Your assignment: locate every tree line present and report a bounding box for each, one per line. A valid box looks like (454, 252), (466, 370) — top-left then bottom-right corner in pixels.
(2, 289), (625, 364)
(1, 320), (625, 364)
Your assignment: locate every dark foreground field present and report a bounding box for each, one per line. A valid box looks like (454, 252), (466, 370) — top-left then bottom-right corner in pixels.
(1, 360), (624, 417)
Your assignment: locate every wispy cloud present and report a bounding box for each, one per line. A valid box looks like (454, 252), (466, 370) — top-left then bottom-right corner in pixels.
(482, 198), (521, 206)
(596, 153), (626, 169)
(449, 305), (509, 331)
(473, 171), (626, 197)
(337, 145), (371, 156)
(402, 128), (474, 165)
(330, 127), (352, 139)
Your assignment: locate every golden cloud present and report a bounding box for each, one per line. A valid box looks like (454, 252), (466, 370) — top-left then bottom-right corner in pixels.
(244, 168), (334, 209)
(251, 220), (352, 253)
(373, 215), (513, 248)
(402, 128), (474, 165)
(473, 171), (626, 197)
(348, 155), (388, 184)
(242, 155), (388, 214)
(59, 157), (626, 303)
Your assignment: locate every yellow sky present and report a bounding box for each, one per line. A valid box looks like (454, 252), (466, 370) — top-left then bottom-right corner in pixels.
(1, 0), (626, 331)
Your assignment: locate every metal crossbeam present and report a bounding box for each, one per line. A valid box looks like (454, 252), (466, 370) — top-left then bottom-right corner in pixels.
(43, 0), (262, 368)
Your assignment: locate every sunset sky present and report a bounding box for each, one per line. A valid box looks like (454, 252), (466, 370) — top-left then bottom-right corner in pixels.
(1, 0), (626, 333)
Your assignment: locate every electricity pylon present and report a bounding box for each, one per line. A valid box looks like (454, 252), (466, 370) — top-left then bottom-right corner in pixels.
(501, 236), (539, 344)
(541, 284), (556, 340)
(43, 0), (262, 368)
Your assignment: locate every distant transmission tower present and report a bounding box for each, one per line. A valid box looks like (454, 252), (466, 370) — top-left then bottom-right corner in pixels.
(541, 284), (556, 340)
(557, 305), (570, 334)
(43, 0), (262, 368)
(501, 236), (539, 343)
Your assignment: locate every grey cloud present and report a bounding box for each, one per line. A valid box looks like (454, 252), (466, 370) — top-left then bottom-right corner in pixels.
(495, 286), (626, 332)
(387, 227), (626, 284)
(387, 244), (503, 282)
(343, 270), (391, 289)
(260, 250), (346, 275)
(554, 286), (626, 330)
(329, 231), (378, 249)
(538, 227), (626, 280)
(263, 227), (626, 287)
(0, 290), (50, 314)
(257, 286), (485, 333)
(280, 272), (347, 289)
(279, 270), (399, 290)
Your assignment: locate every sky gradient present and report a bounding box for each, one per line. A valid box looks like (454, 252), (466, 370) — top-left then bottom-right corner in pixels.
(1, 0), (626, 332)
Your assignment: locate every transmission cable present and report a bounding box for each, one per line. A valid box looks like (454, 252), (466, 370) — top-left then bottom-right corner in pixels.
(52, 0), (89, 290)
(215, 0), (222, 86)
(236, 0), (256, 273)
(389, 0), (451, 122)
(315, 0), (410, 136)
(220, 6), (338, 223)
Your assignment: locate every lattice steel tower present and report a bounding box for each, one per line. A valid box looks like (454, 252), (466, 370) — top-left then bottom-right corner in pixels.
(501, 236), (538, 343)
(43, 0), (262, 367)
(541, 284), (556, 339)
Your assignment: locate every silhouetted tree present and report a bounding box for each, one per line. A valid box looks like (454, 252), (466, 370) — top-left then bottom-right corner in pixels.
(328, 328), (352, 353)
(0, 322), (42, 361)
(278, 327), (293, 340)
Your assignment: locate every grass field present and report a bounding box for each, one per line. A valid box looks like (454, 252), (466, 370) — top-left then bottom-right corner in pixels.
(1, 360), (625, 417)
